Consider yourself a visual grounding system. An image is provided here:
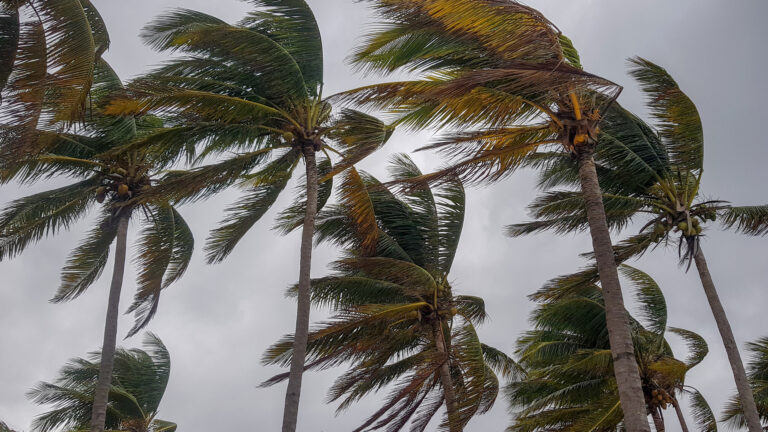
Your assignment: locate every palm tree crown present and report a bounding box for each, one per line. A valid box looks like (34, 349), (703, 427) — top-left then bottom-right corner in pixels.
(509, 265), (716, 432)
(263, 155), (520, 431)
(28, 333), (176, 432)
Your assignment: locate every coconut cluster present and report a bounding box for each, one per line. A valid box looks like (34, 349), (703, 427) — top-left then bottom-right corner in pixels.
(646, 388), (675, 411)
(95, 166), (151, 204)
(648, 205), (718, 242)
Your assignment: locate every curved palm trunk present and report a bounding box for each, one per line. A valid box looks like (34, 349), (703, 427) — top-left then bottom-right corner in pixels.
(281, 146), (318, 432)
(576, 149), (650, 432)
(90, 215), (129, 432)
(693, 246), (762, 432)
(433, 320), (460, 432)
(651, 408), (665, 432)
(670, 397), (689, 432)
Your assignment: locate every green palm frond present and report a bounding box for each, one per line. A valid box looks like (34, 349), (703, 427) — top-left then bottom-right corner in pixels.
(619, 265), (667, 335)
(686, 387), (718, 432)
(54, 209), (120, 303)
(0, 4), (19, 97)
(435, 174), (465, 273)
(128, 206), (194, 337)
(241, 0), (323, 93)
(0, 177), (97, 261)
(720, 205), (768, 237)
(667, 327), (708, 369)
(628, 57), (703, 172)
(323, 108), (395, 180)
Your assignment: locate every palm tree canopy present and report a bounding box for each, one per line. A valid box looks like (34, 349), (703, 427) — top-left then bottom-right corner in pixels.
(0, 0), (110, 159)
(28, 333), (176, 432)
(103, 0), (394, 263)
(507, 265), (716, 432)
(340, 0), (621, 188)
(0, 60), (194, 336)
(262, 154), (521, 431)
(722, 337), (768, 429)
(508, 57), (768, 265)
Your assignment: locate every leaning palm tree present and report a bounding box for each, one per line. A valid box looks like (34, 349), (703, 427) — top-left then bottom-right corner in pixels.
(508, 57), (768, 432)
(0, 61), (193, 432)
(263, 154), (520, 431)
(0, 0), (110, 158)
(343, 1), (649, 429)
(28, 333), (177, 432)
(104, 3), (394, 430)
(509, 265), (716, 432)
(722, 337), (768, 430)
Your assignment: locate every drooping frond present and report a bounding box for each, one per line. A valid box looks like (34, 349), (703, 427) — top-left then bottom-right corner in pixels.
(667, 327), (708, 369)
(53, 209), (120, 303)
(127, 205), (194, 337)
(685, 387), (718, 432)
(619, 265), (667, 335)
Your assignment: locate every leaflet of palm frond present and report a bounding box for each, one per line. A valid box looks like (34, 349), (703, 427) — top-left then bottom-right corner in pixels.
(720, 205), (768, 237)
(204, 158), (295, 264)
(619, 265), (667, 335)
(274, 156), (333, 234)
(684, 387), (718, 432)
(0, 177), (98, 261)
(334, 257), (436, 296)
(127, 205), (193, 337)
(31, 0), (99, 124)
(0, 22), (45, 159)
(0, 4), (19, 97)
(528, 266), (600, 302)
(140, 9), (307, 101)
(335, 167), (379, 255)
(628, 57), (703, 173)
(54, 208), (120, 303)
(362, 0), (563, 66)
(240, 0), (323, 93)
(506, 190), (645, 237)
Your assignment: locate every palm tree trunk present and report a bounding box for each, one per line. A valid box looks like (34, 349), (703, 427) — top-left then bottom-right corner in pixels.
(433, 320), (460, 432)
(90, 214), (129, 432)
(576, 149), (650, 432)
(693, 246), (762, 432)
(671, 397), (689, 432)
(651, 407), (665, 432)
(281, 146), (319, 432)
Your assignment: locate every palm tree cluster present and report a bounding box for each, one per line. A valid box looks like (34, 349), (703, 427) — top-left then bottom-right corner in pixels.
(0, 1), (765, 432)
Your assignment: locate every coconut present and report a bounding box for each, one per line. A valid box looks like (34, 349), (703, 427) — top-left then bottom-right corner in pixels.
(678, 222), (688, 232)
(117, 184), (130, 197)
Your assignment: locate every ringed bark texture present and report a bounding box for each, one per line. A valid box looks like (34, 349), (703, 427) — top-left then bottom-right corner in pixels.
(576, 149), (651, 432)
(281, 146), (319, 432)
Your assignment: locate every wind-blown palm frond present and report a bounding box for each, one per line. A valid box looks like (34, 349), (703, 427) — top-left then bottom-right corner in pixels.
(28, 333), (174, 432)
(720, 205), (768, 237)
(722, 337), (768, 429)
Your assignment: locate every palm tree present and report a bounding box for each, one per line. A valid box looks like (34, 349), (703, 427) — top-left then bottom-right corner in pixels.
(0, 61), (194, 432)
(263, 154), (520, 431)
(508, 57), (768, 432)
(508, 265), (716, 432)
(343, 2), (649, 429)
(0, 0), (110, 158)
(28, 333), (177, 432)
(104, 3), (394, 430)
(722, 337), (768, 430)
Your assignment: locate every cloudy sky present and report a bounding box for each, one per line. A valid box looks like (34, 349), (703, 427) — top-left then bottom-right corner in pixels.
(1, 1), (767, 431)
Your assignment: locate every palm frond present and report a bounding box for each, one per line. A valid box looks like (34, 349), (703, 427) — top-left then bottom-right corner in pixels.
(54, 209), (120, 303)
(0, 4), (19, 97)
(667, 327), (708, 369)
(720, 205), (768, 237)
(127, 205), (194, 337)
(685, 387), (718, 432)
(619, 265), (667, 334)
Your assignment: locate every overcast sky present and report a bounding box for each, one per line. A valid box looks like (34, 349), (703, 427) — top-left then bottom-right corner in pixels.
(1, 1), (767, 431)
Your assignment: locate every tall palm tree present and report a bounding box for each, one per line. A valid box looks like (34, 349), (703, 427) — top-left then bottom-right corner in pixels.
(508, 57), (768, 432)
(343, 1), (649, 429)
(0, 0), (110, 158)
(28, 333), (177, 432)
(722, 337), (768, 430)
(509, 265), (716, 432)
(263, 154), (520, 431)
(0, 61), (194, 432)
(104, 3), (394, 430)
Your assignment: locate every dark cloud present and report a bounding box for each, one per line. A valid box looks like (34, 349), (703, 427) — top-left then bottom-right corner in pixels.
(1, 1), (766, 431)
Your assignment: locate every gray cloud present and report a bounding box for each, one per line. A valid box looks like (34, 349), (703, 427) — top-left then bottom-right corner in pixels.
(1, 1), (766, 431)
